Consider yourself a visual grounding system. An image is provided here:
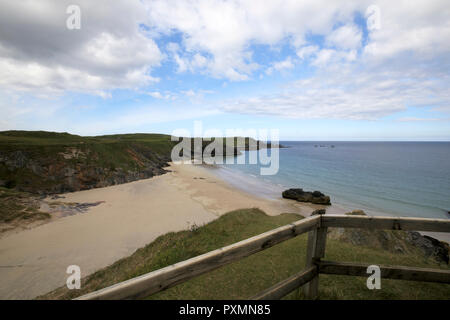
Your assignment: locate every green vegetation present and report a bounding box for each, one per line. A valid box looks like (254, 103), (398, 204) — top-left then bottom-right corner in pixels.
(0, 131), (177, 193)
(0, 187), (50, 224)
(39, 208), (450, 300)
(0, 130), (176, 158)
(0, 131), (271, 194)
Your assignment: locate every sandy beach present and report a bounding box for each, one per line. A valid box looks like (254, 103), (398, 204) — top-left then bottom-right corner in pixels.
(0, 162), (325, 300)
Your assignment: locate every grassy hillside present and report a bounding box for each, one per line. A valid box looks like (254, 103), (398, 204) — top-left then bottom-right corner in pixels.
(0, 131), (178, 193)
(0, 131), (271, 194)
(0, 131), (175, 160)
(39, 208), (450, 300)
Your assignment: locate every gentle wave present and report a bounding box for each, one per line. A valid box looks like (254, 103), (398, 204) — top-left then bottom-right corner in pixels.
(219, 141), (450, 219)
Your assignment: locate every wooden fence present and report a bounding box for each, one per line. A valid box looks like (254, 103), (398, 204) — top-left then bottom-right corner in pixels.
(76, 214), (450, 300)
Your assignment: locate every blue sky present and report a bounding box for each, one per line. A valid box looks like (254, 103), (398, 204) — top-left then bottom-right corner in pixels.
(0, 0), (449, 140)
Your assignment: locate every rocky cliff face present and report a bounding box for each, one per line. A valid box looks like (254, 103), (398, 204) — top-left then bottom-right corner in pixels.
(0, 131), (283, 195)
(0, 146), (170, 195)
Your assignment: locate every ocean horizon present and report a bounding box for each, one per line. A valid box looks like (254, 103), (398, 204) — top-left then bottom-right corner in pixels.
(217, 141), (450, 220)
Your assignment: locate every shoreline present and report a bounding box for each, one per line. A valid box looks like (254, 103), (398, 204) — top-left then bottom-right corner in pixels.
(230, 146), (450, 221)
(211, 163), (450, 243)
(0, 162), (323, 299)
(0, 162), (448, 299)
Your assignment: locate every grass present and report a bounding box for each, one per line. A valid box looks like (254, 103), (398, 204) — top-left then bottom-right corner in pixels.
(0, 187), (50, 224)
(0, 131), (270, 194)
(0, 131), (177, 193)
(39, 208), (450, 300)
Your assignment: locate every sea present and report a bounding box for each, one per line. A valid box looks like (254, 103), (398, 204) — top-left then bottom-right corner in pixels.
(214, 141), (450, 219)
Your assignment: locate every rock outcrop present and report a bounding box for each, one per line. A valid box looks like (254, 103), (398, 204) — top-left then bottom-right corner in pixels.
(0, 131), (286, 195)
(328, 210), (449, 264)
(0, 146), (170, 195)
(405, 232), (449, 264)
(282, 188), (331, 205)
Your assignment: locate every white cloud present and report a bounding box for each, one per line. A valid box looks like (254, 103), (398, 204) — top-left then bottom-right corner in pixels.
(363, 0), (450, 60)
(296, 45), (319, 60)
(145, 0), (450, 83)
(266, 57), (295, 75)
(1, 0), (450, 129)
(0, 0), (162, 96)
(311, 49), (336, 67)
(326, 23), (362, 50)
(222, 62), (450, 120)
(2, 0), (449, 88)
(146, 0), (361, 80)
(170, 51), (211, 74)
(274, 57), (294, 70)
(146, 91), (177, 100)
(148, 91), (163, 99)
(182, 90), (196, 97)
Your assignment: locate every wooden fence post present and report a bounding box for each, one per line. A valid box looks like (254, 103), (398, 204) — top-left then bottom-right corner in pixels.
(303, 211), (328, 299)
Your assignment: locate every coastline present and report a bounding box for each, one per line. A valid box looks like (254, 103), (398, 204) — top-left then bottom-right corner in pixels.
(0, 161), (448, 299)
(231, 144), (450, 221)
(212, 164), (450, 243)
(0, 162), (322, 299)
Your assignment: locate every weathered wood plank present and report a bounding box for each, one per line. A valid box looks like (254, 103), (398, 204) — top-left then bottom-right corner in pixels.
(303, 225), (328, 299)
(322, 215), (450, 232)
(318, 260), (450, 283)
(251, 266), (317, 300)
(76, 215), (320, 300)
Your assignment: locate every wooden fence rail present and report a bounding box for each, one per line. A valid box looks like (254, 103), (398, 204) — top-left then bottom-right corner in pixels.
(77, 215), (320, 300)
(318, 261), (450, 283)
(77, 214), (450, 300)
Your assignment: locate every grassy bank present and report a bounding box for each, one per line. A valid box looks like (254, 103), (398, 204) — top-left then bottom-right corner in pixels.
(0, 131), (272, 194)
(40, 208), (450, 300)
(0, 187), (49, 225)
(0, 131), (175, 193)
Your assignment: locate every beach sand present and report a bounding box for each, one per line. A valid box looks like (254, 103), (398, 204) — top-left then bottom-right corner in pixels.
(0, 163), (324, 299)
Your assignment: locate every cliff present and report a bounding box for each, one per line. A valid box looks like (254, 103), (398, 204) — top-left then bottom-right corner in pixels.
(0, 131), (174, 195)
(0, 131), (276, 195)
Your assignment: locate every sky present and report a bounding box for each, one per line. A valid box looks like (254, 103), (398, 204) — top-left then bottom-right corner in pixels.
(0, 0), (449, 140)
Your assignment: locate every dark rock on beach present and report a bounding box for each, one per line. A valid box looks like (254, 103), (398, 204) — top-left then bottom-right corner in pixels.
(311, 209), (327, 215)
(282, 188), (331, 205)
